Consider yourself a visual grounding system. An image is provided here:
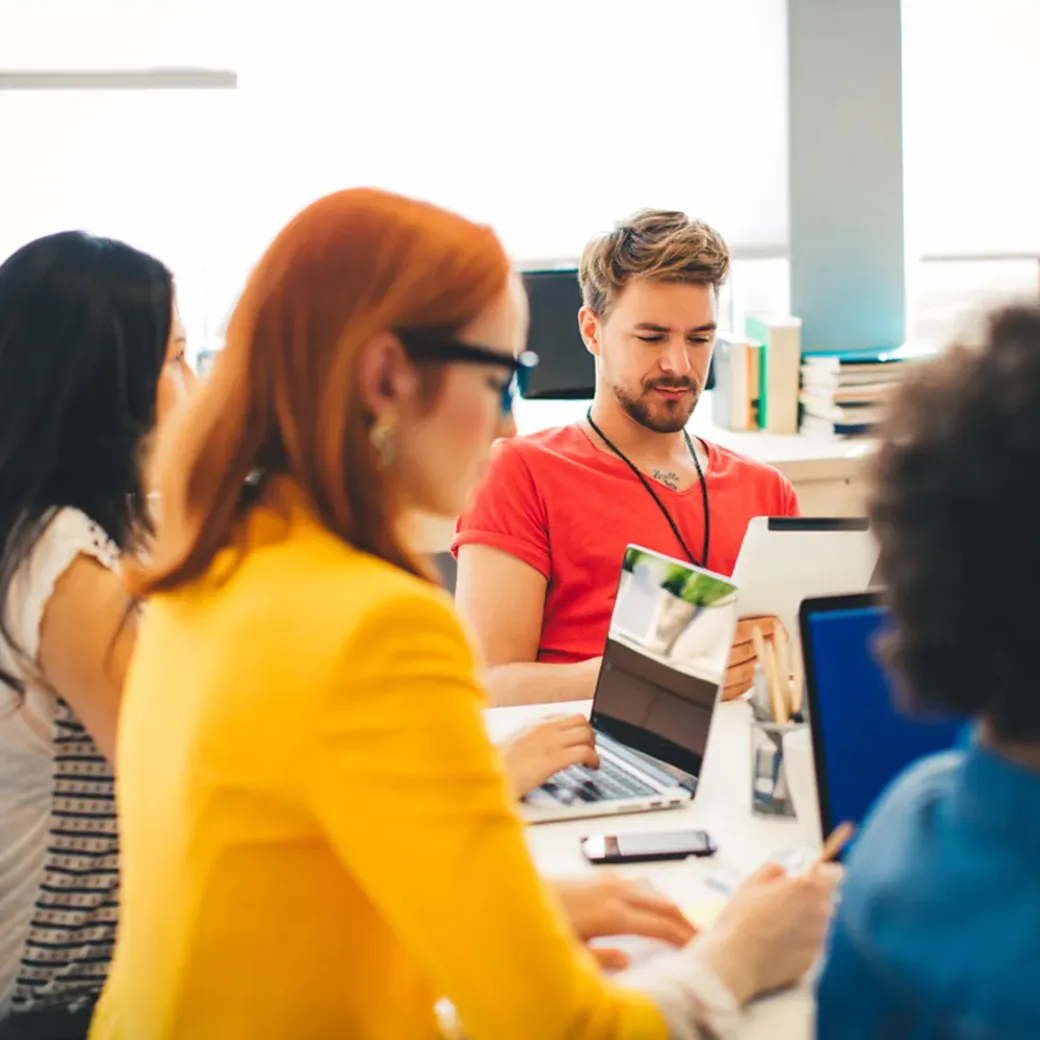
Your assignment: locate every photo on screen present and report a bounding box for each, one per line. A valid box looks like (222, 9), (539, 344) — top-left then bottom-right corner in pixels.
(591, 546), (739, 778)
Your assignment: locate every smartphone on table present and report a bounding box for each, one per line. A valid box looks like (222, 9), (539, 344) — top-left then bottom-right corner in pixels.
(581, 829), (716, 865)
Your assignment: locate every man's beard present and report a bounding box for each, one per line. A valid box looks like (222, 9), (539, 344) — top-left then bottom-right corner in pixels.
(613, 378), (702, 434)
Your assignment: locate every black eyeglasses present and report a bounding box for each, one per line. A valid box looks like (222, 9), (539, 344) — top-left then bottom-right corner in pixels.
(398, 335), (539, 416)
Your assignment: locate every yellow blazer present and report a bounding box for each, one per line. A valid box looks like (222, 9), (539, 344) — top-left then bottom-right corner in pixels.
(91, 483), (665, 1039)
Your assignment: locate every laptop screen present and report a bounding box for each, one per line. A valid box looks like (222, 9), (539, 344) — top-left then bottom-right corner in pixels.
(802, 597), (964, 840)
(590, 545), (739, 780)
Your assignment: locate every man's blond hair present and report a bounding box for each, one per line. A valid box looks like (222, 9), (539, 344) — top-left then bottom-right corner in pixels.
(578, 209), (730, 318)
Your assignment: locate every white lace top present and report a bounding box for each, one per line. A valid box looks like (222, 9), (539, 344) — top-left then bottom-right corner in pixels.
(0, 509), (120, 1017)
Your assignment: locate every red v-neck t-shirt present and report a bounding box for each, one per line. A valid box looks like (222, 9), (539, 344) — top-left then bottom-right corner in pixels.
(452, 424), (798, 664)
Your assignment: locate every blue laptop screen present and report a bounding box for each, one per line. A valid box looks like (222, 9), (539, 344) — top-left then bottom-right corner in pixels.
(806, 604), (964, 833)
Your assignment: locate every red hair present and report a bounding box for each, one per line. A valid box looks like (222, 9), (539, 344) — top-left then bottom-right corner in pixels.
(132, 188), (510, 595)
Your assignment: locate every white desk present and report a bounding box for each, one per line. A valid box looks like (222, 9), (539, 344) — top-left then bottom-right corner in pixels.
(485, 697), (819, 1040)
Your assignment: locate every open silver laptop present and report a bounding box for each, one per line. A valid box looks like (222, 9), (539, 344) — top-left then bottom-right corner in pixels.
(522, 544), (739, 824)
(730, 516), (879, 676)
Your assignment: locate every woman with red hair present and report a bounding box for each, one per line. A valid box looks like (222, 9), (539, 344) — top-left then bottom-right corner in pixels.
(91, 189), (836, 1039)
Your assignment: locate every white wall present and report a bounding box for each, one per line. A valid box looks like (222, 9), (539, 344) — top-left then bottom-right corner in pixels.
(902, 0), (1040, 344)
(0, 0), (789, 353)
(903, 0), (1040, 258)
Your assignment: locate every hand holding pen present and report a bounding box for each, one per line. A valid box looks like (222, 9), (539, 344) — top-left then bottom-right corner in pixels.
(699, 823), (852, 1004)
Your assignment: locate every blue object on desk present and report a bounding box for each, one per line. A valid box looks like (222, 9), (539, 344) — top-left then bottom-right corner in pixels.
(799, 592), (964, 849)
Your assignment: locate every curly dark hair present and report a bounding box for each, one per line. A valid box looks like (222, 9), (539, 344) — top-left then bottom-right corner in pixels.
(870, 303), (1040, 741)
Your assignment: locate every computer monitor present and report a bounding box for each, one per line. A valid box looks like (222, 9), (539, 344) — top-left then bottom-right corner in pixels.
(520, 268), (590, 399)
(799, 592), (964, 846)
(519, 267), (715, 400)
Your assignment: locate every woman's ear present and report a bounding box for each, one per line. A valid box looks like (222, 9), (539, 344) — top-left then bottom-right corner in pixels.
(356, 332), (418, 422)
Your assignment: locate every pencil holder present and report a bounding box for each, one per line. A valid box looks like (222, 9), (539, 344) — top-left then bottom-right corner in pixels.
(749, 719), (805, 817)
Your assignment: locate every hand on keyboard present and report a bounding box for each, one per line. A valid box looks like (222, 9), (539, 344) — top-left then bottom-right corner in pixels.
(500, 714), (600, 799)
(544, 760), (657, 804)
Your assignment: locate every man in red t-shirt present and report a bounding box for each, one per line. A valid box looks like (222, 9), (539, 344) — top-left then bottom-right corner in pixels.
(453, 209), (797, 706)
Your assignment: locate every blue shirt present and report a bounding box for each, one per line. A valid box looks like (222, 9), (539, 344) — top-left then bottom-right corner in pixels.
(816, 730), (1040, 1039)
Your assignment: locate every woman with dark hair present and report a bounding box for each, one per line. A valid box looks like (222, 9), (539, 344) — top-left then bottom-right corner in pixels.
(0, 232), (194, 1039)
(93, 189), (837, 1040)
(816, 305), (1040, 1037)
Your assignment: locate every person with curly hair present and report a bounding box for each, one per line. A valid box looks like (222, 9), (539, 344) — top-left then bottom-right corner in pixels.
(816, 303), (1040, 1038)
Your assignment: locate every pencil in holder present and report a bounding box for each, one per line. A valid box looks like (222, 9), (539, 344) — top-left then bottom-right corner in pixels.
(750, 718), (805, 817)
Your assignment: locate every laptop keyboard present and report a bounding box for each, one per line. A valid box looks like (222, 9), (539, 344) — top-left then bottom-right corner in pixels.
(542, 758), (658, 805)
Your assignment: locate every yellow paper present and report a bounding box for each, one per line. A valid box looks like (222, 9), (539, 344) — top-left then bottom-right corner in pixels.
(683, 896), (727, 931)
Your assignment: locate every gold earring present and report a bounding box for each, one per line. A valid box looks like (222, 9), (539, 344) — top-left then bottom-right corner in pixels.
(370, 418), (397, 467)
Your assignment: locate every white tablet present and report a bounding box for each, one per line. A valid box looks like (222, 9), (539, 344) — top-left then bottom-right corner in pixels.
(731, 517), (879, 658)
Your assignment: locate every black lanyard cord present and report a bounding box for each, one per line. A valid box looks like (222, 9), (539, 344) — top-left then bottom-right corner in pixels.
(585, 409), (711, 568)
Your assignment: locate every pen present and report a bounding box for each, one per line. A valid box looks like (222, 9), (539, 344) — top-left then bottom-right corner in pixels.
(817, 821), (856, 864)
(772, 624), (793, 721)
(752, 625), (787, 723)
(789, 639), (805, 719)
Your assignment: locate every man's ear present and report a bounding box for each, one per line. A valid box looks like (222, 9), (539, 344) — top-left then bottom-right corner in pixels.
(578, 306), (603, 358)
(356, 332), (418, 421)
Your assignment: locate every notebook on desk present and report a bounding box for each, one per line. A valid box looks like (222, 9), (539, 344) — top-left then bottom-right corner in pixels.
(521, 545), (739, 824)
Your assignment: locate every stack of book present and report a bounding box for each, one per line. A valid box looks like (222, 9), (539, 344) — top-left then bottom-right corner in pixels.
(799, 347), (926, 439)
(711, 315), (802, 434)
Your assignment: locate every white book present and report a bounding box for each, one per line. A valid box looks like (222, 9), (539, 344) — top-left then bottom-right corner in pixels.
(747, 314), (801, 434)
